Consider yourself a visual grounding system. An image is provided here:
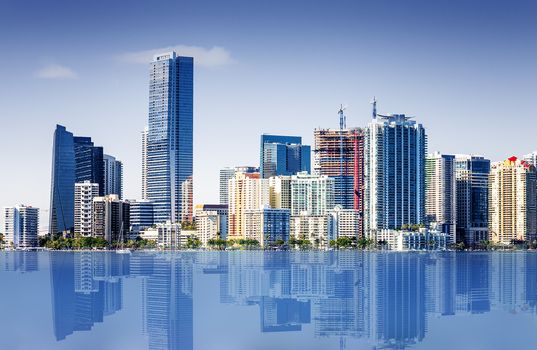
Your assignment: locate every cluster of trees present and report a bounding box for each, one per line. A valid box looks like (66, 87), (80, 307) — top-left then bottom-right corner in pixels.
(400, 224), (425, 231)
(329, 236), (376, 249)
(181, 221), (196, 230)
(288, 236), (312, 249)
(184, 236), (202, 249)
(39, 236), (156, 250)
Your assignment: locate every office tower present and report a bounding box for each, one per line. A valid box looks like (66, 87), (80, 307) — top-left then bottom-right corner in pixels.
(74, 181), (99, 236)
(3, 205), (39, 248)
(103, 154), (123, 198)
(219, 167), (235, 205)
(92, 195), (130, 243)
(49, 125), (76, 236)
(425, 152), (456, 243)
(243, 207), (290, 246)
(313, 127), (364, 210)
(489, 156), (537, 244)
(228, 172), (269, 238)
(141, 127), (148, 200)
(74, 136), (104, 196)
(129, 200), (154, 234)
(181, 176), (193, 223)
(49, 125), (106, 236)
(328, 205), (360, 239)
(454, 155), (490, 246)
(147, 52), (193, 224)
(364, 104), (427, 239)
(290, 214), (329, 247)
(194, 204), (228, 239)
(260, 134), (311, 179)
(269, 175), (292, 209)
(290, 172), (335, 216)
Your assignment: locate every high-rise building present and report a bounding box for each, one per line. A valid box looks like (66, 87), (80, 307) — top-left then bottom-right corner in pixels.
(147, 52), (193, 224)
(49, 125), (106, 236)
(141, 127), (148, 200)
(74, 181), (99, 237)
(219, 167), (235, 205)
(74, 136), (104, 196)
(454, 155), (490, 246)
(425, 152), (456, 243)
(194, 204), (228, 239)
(103, 154), (123, 198)
(364, 104), (427, 239)
(3, 205), (39, 248)
(92, 195), (130, 243)
(195, 211), (220, 247)
(181, 176), (193, 223)
(290, 172), (335, 216)
(129, 200), (154, 234)
(228, 172), (269, 238)
(49, 125), (76, 236)
(327, 205), (360, 240)
(243, 207), (290, 247)
(489, 156), (537, 244)
(269, 175), (292, 209)
(260, 134), (311, 179)
(313, 127), (364, 211)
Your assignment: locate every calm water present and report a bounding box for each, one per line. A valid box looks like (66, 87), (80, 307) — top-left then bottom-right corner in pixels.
(1, 251), (537, 350)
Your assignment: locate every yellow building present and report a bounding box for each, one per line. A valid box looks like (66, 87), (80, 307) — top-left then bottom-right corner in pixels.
(489, 156), (537, 244)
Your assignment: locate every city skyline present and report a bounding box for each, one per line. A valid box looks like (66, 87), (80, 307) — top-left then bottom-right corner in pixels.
(0, 1), (537, 230)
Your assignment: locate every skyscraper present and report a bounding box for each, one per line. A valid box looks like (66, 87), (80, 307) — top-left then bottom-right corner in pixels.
(290, 172), (335, 216)
(49, 125), (106, 236)
(147, 52), (193, 224)
(454, 155), (490, 246)
(489, 156), (537, 245)
(425, 152), (456, 243)
(141, 127), (148, 200)
(219, 167), (235, 205)
(260, 134), (311, 179)
(3, 205), (39, 248)
(92, 194), (130, 243)
(103, 154), (123, 198)
(313, 127), (364, 211)
(364, 103), (427, 239)
(74, 181), (99, 237)
(49, 125), (76, 236)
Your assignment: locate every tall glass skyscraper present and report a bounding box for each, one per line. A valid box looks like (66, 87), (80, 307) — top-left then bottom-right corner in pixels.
(147, 52), (193, 224)
(260, 134), (310, 179)
(49, 125), (107, 236)
(364, 109), (427, 238)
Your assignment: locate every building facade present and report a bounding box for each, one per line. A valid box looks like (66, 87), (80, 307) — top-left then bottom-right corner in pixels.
(364, 110), (427, 239)
(327, 205), (360, 240)
(103, 154), (123, 198)
(228, 172), (269, 238)
(74, 136), (104, 196)
(269, 175), (292, 209)
(454, 155), (490, 246)
(194, 204), (228, 239)
(92, 195), (130, 243)
(146, 52), (193, 224)
(243, 207), (290, 247)
(425, 152), (456, 243)
(290, 172), (335, 216)
(290, 214), (329, 248)
(3, 205), (39, 248)
(489, 156), (537, 244)
(74, 181), (100, 237)
(260, 134), (311, 179)
(141, 127), (148, 200)
(219, 167), (236, 205)
(129, 200), (154, 235)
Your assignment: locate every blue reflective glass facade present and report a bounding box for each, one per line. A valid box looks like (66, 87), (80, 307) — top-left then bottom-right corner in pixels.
(74, 137), (104, 196)
(260, 134), (310, 179)
(147, 52), (193, 224)
(49, 125), (75, 236)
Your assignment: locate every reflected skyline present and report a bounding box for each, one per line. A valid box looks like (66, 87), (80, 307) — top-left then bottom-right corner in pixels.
(2, 251), (537, 349)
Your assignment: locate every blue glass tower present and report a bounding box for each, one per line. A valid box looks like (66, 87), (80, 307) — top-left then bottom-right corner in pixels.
(49, 125), (106, 236)
(260, 134), (310, 179)
(147, 52), (193, 224)
(49, 125), (76, 236)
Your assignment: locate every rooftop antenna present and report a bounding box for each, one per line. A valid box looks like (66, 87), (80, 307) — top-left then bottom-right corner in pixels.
(371, 96), (377, 119)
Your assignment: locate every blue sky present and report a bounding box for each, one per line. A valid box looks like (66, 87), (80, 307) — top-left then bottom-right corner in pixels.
(1, 0), (536, 228)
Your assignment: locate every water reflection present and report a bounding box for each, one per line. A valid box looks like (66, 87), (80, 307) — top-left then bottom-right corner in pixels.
(2, 251), (537, 349)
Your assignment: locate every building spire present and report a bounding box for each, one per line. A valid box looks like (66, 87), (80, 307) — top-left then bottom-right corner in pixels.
(371, 96), (377, 119)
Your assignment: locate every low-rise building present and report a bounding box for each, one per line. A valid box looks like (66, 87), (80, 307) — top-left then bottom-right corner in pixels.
(328, 206), (360, 240)
(290, 213), (329, 248)
(377, 228), (448, 251)
(244, 206), (290, 247)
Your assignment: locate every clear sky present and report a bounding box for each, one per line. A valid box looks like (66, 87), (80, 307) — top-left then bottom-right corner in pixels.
(0, 0), (536, 229)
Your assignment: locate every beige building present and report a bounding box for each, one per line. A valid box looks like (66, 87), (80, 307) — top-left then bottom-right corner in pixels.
(489, 156), (537, 244)
(228, 172), (269, 238)
(290, 214), (329, 248)
(269, 175), (292, 209)
(195, 210), (220, 247)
